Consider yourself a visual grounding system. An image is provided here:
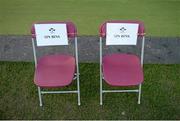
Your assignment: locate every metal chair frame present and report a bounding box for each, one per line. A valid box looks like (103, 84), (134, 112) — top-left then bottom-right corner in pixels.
(99, 22), (145, 105)
(31, 23), (80, 106)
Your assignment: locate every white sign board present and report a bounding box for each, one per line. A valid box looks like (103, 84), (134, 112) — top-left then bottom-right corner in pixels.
(106, 23), (139, 45)
(35, 24), (68, 46)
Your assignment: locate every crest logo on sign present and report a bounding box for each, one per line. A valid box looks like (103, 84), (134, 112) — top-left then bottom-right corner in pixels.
(119, 27), (126, 33)
(49, 28), (56, 34)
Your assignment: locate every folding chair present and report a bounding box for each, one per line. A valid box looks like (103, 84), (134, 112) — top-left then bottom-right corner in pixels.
(99, 20), (145, 105)
(31, 21), (80, 106)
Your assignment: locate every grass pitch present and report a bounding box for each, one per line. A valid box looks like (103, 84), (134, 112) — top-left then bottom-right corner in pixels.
(0, 62), (180, 119)
(0, 0), (180, 36)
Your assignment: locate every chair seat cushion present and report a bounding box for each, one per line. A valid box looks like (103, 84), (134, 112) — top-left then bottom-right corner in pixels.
(102, 54), (144, 86)
(34, 54), (75, 88)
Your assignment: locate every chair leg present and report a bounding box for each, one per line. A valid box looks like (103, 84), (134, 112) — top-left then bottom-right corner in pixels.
(100, 74), (103, 105)
(100, 91), (103, 105)
(138, 84), (142, 104)
(38, 87), (43, 107)
(77, 74), (81, 106)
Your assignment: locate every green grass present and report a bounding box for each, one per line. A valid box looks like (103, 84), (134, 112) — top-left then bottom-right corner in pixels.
(0, 0), (180, 36)
(0, 62), (180, 119)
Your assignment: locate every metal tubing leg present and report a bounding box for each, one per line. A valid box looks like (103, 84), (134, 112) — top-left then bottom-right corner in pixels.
(100, 77), (103, 105)
(138, 84), (142, 104)
(100, 37), (103, 105)
(38, 87), (43, 106)
(77, 73), (81, 106)
(75, 37), (81, 106)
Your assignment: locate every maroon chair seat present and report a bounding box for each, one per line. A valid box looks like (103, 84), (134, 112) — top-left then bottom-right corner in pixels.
(34, 54), (75, 88)
(102, 53), (144, 86)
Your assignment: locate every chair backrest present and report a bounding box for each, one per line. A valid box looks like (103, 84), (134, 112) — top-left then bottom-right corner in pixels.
(31, 21), (78, 66)
(99, 20), (145, 38)
(99, 20), (145, 66)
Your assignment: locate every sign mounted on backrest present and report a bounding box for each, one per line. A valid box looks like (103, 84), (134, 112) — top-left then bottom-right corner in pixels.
(34, 24), (68, 46)
(106, 23), (139, 45)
